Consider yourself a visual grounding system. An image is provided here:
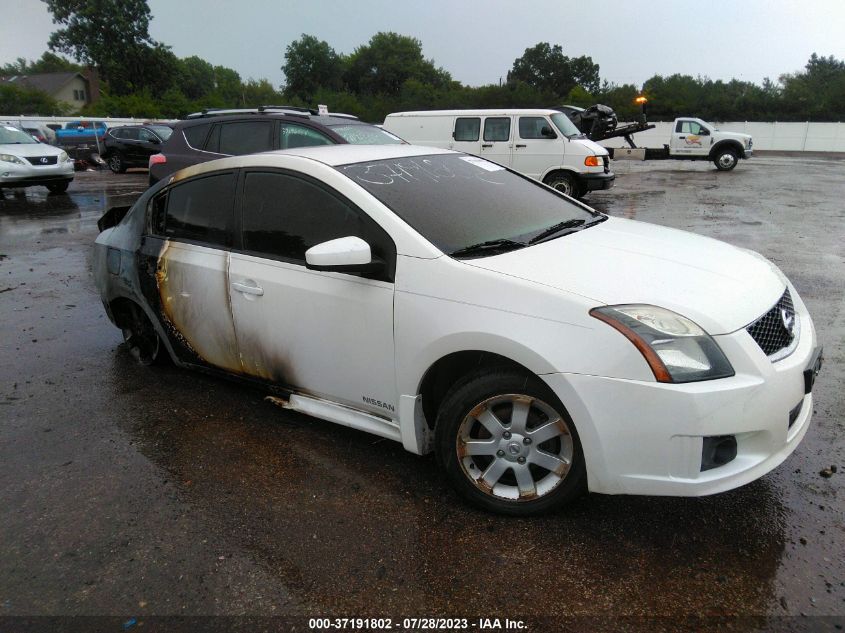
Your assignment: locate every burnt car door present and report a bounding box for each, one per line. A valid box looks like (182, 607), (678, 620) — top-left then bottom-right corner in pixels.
(139, 171), (242, 372)
(227, 169), (397, 417)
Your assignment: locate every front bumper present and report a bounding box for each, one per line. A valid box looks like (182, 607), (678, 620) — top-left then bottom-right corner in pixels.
(577, 171), (615, 192)
(542, 295), (818, 496)
(0, 160), (75, 188)
(743, 149), (754, 159)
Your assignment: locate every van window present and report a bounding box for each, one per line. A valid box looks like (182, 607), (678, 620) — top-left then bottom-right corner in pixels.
(483, 118), (510, 142)
(519, 117), (553, 139)
(454, 118), (480, 142)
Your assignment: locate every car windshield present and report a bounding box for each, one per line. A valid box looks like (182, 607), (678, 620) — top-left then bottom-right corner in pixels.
(329, 124), (404, 145)
(550, 113), (581, 138)
(0, 126), (38, 144)
(337, 154), (598, 257)
(151, 126), (173, 141)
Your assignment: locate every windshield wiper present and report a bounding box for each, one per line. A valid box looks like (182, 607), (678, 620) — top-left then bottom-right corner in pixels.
(450, 238), (526, 258)
(528, 219), (586, 245)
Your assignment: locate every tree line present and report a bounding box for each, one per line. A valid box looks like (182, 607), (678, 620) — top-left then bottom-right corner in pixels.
(1, 0), (843, 123)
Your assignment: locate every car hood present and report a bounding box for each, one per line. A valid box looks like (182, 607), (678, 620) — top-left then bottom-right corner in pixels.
(0, 142), (63, 157)
(463, 216), (783, 334)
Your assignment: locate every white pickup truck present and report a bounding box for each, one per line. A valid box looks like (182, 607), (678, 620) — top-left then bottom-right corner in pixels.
(610, 117), (753, 171)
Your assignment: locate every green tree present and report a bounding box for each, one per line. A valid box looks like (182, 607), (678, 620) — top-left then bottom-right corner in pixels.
(42, 0), (158, 94)
(507, 43), (600, 96)
(0, 84), (67, 115)
(345, 32), (451, 96)
(177, 56), (216, 100)
(212, 66), (243, 105)
(1, 51), (81, 75)
(780, 53), (845, 120)
(282, 34), (343, 101)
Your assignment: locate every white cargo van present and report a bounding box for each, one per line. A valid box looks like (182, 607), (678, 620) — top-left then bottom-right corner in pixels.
(383, 109), (614, 198)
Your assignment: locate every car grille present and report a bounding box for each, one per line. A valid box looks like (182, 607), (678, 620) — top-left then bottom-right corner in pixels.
(746, 289), (798, 360)
(25, 156), (58, 165)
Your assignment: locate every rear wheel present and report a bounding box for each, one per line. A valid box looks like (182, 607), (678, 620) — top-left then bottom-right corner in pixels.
(713, 148), (739, 171)
(46, 181), (69, 194)
(108, 153), (127, 174)
(122, 302), (166, 366)
(435, 368), (586, 515)
(543, 172), (578, 197)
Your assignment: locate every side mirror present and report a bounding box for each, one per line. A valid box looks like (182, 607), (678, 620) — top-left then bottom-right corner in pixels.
(541, 126), (557, 138)
(305, 236), (383, 274)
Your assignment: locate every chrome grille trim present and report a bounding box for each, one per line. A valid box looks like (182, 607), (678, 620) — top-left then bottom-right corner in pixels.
(746, 288), (800, 362)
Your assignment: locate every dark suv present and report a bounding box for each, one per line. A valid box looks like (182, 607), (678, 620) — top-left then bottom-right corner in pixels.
(102, 124), (174, 173)
(148, 107), (403, 186)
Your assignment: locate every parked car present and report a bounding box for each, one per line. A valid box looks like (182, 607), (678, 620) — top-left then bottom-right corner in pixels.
(148, 107), (403, 186)
(382, 109), (614, 198)
(0, 124), (74, 193)
(19, 121), (58, 145)
(102, 124), (173, 173)
(94, 144), (821, 515)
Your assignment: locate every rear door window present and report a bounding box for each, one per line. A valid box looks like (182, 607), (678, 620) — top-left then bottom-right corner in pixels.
(183, 123), (211, 149)
(217, 121), (274, 155)
(163, 172), (237, 247)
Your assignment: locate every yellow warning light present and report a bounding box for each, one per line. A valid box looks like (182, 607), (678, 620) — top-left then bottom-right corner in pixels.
(635, 96), (648, 104)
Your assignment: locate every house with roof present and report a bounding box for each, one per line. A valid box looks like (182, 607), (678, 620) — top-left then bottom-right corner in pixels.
(0, 70), (100, 113)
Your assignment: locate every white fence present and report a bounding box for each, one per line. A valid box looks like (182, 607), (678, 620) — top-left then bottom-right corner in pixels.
(0, 115), (174, 128)
(599, 121), (845, 152)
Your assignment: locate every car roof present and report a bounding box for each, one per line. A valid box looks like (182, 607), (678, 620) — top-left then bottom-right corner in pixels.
(171, 144), (456, 181)
(175, 113), (368, 129)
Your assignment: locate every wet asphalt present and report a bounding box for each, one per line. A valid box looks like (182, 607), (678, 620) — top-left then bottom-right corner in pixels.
(0, 157), (843, 630)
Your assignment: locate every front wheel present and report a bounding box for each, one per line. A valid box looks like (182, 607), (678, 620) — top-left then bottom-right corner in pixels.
(713, 148), (739, 171)
(108, 153), (127, 174)
(543, 172), (578, 198)
(435, 368), (586, 515)
(46, 181), (70, 194)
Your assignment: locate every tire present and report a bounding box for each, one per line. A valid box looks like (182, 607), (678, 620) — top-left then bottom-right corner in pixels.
(713, 148), (739, 171)
(543, 172), (578, 198)
(107, 152), (127, 174)
(46, 181), (69, 194)
(435, 367), (586, 516)
(121, 302), (167, 366)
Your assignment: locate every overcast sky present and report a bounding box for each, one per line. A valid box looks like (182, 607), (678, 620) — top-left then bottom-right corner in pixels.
(3, 0), (844, 88)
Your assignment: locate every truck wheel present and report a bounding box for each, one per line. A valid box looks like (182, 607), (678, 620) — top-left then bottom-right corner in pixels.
(108, 153), (127, 174)
(435, 367), (586, 516)
(713, 148), (739, 171)
(544, 172), (578, 197)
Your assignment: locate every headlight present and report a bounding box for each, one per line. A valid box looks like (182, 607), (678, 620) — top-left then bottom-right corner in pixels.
(59, 151), (70, 162)
(0, 153), (25, 165)
(590, 305), (735, 383)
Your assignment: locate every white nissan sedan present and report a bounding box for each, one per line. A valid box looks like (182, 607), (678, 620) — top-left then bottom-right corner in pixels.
(93, 144), (822, 515)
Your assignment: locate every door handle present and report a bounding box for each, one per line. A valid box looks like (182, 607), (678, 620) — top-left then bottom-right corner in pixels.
(231, 281), (264, 296)
(481, 143), (493, 148)
(515, 144), (527, 148)
(678, 136), (686, 139)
